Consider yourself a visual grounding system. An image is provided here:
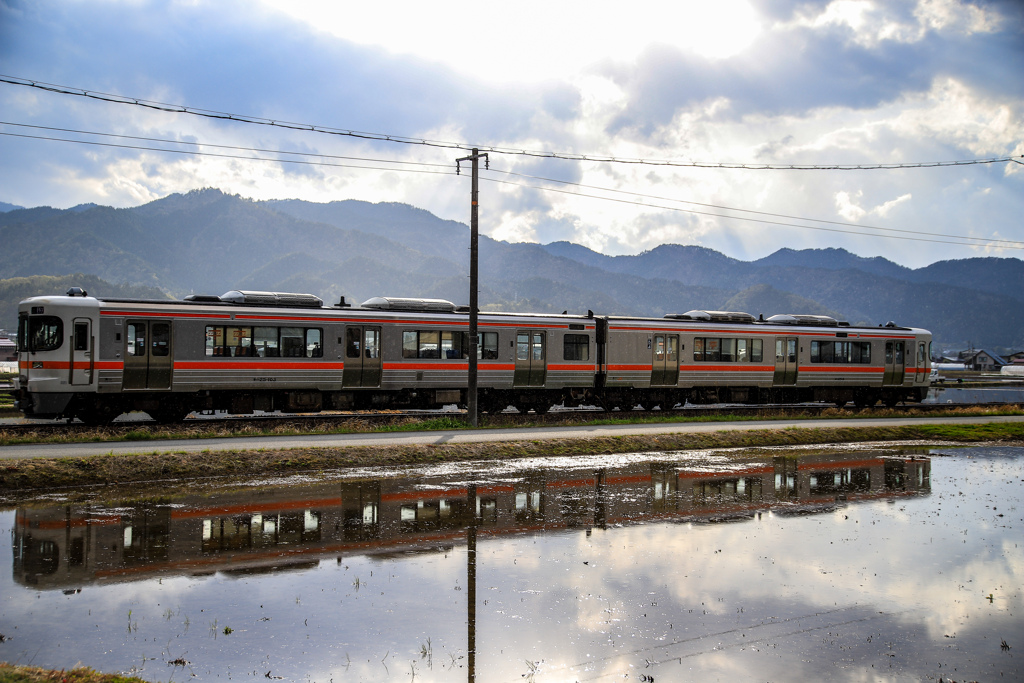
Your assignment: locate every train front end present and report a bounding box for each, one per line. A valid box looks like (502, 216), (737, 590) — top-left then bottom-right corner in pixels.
(16, 289), (101, 419)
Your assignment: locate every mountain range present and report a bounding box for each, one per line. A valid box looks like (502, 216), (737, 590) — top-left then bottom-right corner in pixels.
(0, 188), (1020, 351)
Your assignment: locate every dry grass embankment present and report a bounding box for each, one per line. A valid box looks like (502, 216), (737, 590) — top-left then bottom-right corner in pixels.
(0, 664), (147, 683)
(3, 419), (1023, 492)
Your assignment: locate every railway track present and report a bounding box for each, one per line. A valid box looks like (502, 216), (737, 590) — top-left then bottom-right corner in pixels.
(0, 401), (1018, 437)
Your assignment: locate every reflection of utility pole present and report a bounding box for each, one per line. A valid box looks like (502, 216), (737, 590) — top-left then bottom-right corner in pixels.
(466, 484), (478, 682)
(456, 149), (488, 427)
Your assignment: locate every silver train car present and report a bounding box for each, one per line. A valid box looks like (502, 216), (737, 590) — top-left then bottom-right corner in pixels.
(14, 288), (932, 423)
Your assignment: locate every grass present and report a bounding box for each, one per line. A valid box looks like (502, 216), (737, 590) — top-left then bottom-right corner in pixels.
(2, 420), (1023, 493)
(2, 404), (1023, 447)
(0, 664), (147, 683)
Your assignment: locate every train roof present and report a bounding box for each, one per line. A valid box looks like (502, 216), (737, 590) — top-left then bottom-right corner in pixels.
(20, 289), (928, 333)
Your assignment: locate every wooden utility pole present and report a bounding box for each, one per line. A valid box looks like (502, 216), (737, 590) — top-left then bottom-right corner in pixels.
(456, 148), (487, 427)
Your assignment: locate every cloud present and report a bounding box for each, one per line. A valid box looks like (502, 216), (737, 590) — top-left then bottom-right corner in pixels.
(0, 0), (1021, 267)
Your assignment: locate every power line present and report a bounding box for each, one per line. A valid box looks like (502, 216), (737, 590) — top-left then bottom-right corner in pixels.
(2, 120), (1016, 250)
(480, 175), (1024, 250)
(3, 74), (1021, 171)
(487, 166), (1024, 248)
(0, 121), (452, 169)
(0, 130), (456, 176)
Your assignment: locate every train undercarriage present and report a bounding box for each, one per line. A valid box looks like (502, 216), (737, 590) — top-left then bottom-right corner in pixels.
(20, 383), (930, 425)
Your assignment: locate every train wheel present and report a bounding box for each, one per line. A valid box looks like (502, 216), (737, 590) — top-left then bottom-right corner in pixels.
(77, 404), (120, 426)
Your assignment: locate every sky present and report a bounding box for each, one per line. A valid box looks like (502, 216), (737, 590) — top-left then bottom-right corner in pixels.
(0, 0), (1022, 267)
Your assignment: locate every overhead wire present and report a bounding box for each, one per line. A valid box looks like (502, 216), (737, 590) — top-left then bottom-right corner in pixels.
(487, 166), (1024, 248)
(0, 119), (1017, 249)
(479, 174), (1024, 250)
(0, 130), (456, 176)
(3, 74), (1022, 171)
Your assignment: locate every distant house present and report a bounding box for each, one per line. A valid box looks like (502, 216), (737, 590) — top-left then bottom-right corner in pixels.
(1006, 351), (1024, 364)
(0, 337), (15, 362)
(960, 349), (1006, 371)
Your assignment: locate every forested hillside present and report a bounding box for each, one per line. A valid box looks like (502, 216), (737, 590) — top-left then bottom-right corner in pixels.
(0, 188), (1019, 350)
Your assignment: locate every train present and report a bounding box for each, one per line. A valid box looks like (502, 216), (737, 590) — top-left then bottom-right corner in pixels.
(14, 287), (932, 424)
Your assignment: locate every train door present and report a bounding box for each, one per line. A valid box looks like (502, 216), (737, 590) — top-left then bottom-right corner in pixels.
(69, 318), (93, 385)
(883, 341), (905, 385)
(343, 326), (382, 388)
(123, 320), (172, 390)
(514, 330), (546, 387)
(773, 337), (798, 385)
(651, 334), (679, 386)
(915, 341), (928, 384)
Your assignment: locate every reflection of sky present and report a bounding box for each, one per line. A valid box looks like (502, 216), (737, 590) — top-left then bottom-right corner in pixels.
(0, 447), (1020, 682)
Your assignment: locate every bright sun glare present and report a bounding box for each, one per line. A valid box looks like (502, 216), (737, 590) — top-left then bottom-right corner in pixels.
(262, 0), (763, 82)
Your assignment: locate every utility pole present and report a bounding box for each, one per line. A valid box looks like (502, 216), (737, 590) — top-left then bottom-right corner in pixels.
(456, 148), (488, 427)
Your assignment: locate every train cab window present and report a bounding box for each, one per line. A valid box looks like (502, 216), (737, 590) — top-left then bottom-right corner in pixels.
(517, 333), (530, 361)
(281, 328), (304, 357)
(563, 334), (590, 361)
(26, 316), (63, 353)
(151, 323), (170, 357)
(73, 322), (89, 351)
(346, 328), (362, 358)
(127, 322), (146, 357)
(478, 332), (499, 360)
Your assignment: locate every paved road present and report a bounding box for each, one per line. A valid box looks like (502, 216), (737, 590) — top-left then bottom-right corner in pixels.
(2, 414), (1022, 460)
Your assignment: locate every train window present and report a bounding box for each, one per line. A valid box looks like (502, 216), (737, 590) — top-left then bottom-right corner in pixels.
(563, 334), (590, 361)
(225, 327), (252, 357)
(885, 342), (893, 364)
(720, 338), (735, 362)
(151, 323), (170, 357)
(751, 339), (763, 362)
(402, 331), (417, 358)
(736, 339), (748, 362)
(693, 338), (704, 361)
(346, 328), (362, 358)
(894, 342), (904, 365)
(517, 333), (530, 361)
(441, 331), (468, 359)
(532, 332), (545, 361)
(653, 336), (665, 361)
(26, 316), (63, 353)
(74, 322), (89, 351)
(281, 328), (304, 357)
(704, 338), (721, 362)
(206, 327), (222, 356)
(478, 332), (499, 360)
(360, 329), (376, 360)
(307, 329), (324, 358)
(127, 322), (145, 357)
(253, 327), (279, 357)
(419, 331), (440, 358)
(918, 342), (926, 365)
(17, 313), (27, 352)
(810, 340), (871, 363)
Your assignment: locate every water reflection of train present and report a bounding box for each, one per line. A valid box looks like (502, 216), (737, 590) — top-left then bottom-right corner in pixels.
(13, 453), (930, 590)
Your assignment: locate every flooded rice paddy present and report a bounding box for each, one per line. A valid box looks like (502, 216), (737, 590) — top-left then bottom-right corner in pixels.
(1, 446), (1021, 682)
